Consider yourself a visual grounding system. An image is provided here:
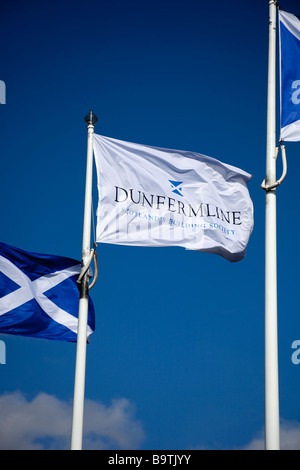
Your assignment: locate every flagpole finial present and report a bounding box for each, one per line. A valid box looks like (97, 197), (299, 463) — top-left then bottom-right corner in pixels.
(84, 110), (98, 126)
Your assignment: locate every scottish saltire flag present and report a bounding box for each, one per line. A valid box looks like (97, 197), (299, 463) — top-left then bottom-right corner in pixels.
(279, 10), (300, 141)
(0, 241), (95, 341)
(93, 134), (254, 262)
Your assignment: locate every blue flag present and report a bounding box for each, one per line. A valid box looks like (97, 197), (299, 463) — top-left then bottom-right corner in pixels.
(0, 241), (95, 342)
(279, 10), (300, 141)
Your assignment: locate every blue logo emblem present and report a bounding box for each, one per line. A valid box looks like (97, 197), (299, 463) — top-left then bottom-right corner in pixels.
(169, 180), (183, 197)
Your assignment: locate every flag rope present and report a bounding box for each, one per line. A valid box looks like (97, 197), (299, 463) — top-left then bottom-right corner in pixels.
(91, 197), (97, 246)
(272, 0), (280, 10)
(261, 141), (287, 191)
(77, 242), (98, 290)
(88, 247), (98, 290)
(77, 193), (98, 289)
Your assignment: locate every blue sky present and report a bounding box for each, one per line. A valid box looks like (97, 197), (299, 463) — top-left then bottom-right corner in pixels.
(1, 0), (300, 450)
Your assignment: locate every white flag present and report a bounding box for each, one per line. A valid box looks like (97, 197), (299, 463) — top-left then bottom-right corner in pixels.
(93, 135), (254, 262)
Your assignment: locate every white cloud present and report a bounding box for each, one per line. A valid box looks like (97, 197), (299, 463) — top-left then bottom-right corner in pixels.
(190, 419), (300, 450)
(0, 391), (145, 450)
(242, 419), (300, 450)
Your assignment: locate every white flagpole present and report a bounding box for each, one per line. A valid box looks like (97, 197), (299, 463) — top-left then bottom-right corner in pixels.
(264, 0), (280, 450)
(70, 110), (98, 450)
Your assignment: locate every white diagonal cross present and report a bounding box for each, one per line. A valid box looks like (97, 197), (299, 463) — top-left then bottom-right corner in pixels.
(0, 255), (93, 337)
